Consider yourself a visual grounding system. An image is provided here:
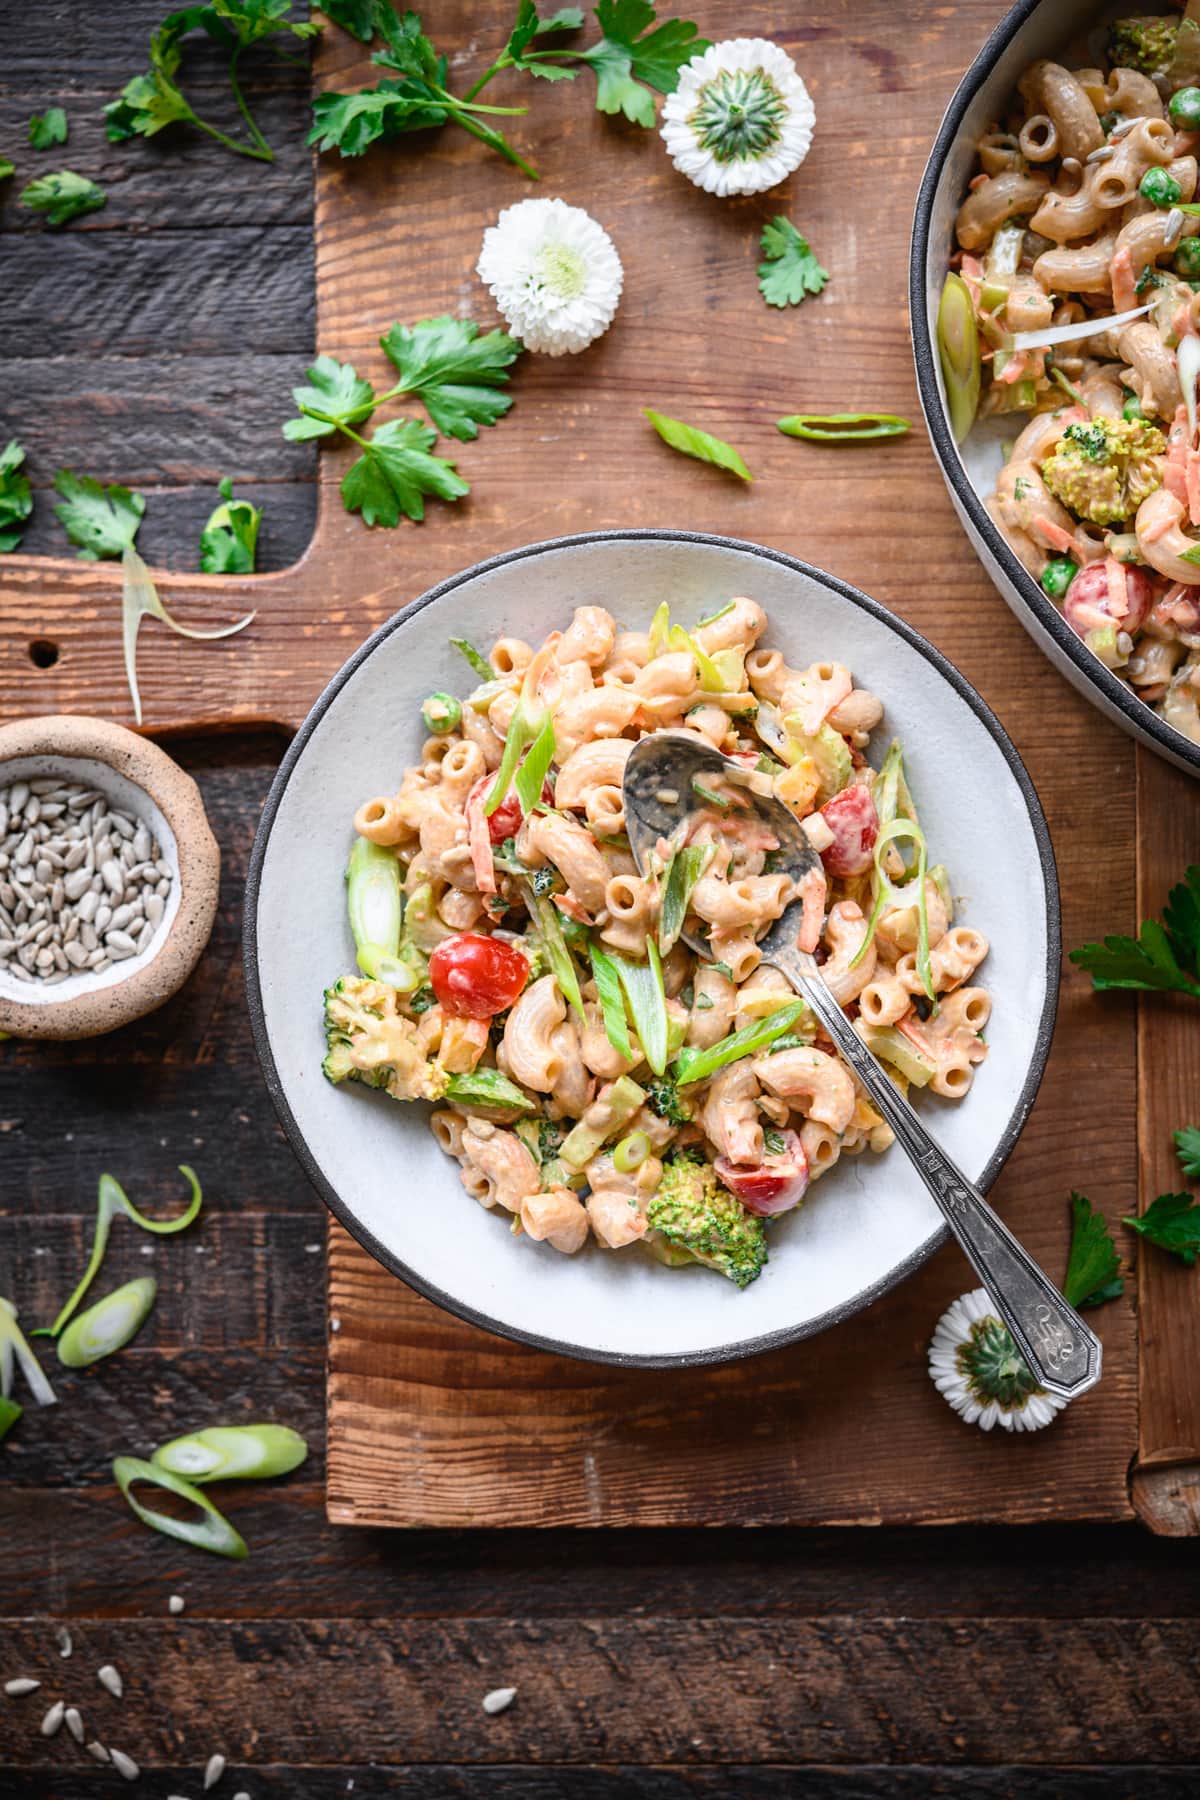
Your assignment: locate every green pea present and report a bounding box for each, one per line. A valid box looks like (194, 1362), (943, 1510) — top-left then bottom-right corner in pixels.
(421, 692), (461, 735)
(1122, 387), (1145, 422)
(1175, 237), (1200, 280)
(1170, 87), (1200, 131)
(1140, 167), (1183, 209)
(1040, 557), (1078, 600)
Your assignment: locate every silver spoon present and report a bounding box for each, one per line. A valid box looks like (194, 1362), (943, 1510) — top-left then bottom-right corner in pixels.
(623, 731), (1101, 1401)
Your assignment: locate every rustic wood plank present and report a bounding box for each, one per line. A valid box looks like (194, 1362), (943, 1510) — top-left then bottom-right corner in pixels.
(1131, 748), (1200, 1534)
(3, 1617), (1199, 1767)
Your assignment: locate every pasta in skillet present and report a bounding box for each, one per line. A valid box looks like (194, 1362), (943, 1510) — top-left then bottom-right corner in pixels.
(321, 599), (992, 1289)
(947, 10), (1200, 742)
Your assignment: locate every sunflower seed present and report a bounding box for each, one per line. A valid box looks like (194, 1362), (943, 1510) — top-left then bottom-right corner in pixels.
(204, 1751), (227, 1789)
(86, 1741), (110, 1763)
(65, 1707), (84, 1742)
(97, 1663), (123, 1698)
(482, 1686), (517, 1715)
(4, 1678), (40, 1696)
(168, 1594), (185, 1615)
(109, 1747), (140, 1780)
(41, 1700), (65, 1736)
(9, 783), (28, 812)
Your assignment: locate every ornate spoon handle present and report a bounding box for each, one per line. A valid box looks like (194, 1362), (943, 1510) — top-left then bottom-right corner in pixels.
(767, 944), (1101, 1400)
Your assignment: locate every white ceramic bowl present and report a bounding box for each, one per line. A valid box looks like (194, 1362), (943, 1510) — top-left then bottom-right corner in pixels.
(245, 531), (1059, 1367)
(910, 0), (1200, 777)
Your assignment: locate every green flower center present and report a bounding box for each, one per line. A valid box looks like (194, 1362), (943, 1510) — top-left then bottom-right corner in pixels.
(532, 241), (588, 301)
(688, 67), (787, 164)
(956, 1316), (1044, 1411)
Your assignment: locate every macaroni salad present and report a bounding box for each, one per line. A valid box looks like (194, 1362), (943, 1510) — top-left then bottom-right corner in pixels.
(950, 10), (1200, 742)
(322, 599), (991, 1288)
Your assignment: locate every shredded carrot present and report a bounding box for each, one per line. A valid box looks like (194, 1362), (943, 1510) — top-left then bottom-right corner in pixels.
(465, 783), (498, 897)
(1105, 556), (1129, 620)
(1032, 516), (1080, 555)
(996, 351), (1030, 385)
(967, 172), (989, 192)
(1110, 245), (1138, 315)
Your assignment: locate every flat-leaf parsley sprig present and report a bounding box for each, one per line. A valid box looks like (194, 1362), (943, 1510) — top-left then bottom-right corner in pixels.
(283, 317), (522, 525)
(1070, 863), (1200, 998)
(757, 216), (829, 309)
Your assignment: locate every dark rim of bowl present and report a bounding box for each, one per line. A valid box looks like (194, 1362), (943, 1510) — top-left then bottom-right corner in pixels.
(244, 528), (1061, 1370)
(909, 0), (1200, 774)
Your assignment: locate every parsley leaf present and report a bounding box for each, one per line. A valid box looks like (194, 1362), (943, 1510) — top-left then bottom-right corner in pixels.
(1063, 1190), (1124, 1309)
(1070, 865), (1200, 997)
(379, 316), (522, 441)
(757, 216), (830, 309)
(28, 107), (68, 150)
(508, 3), (584, 68)
(0, 158), (14, 182)
(283, 354), (377, 440)
(106, 28), (197, 142)
(1174, 1125), (1200, 1181)
(307, 79), (449, 155)
(318, 0), (389, 41)
(644, 408), (752, 481)
(569, 1), (706, 126)
(0, 442), (33, 554)
(19, 170), (106, 227)
(340, 418), (468, 526)
(200, 477), (261, 574)
(1123, 1192), (1200, 1266)
(53, 470), (146, 561)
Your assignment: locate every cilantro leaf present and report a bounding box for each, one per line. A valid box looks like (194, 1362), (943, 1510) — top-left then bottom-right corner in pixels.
(318, 0), (388, 40)
(757, 216), (830, 309)
(644, 408), (752, 481)
(1123, 1192), (1200, 1266)
(1174, 1125), (1200, 1181)
(283, 354), (377, 440)
(200, 477), (261, 574)
(340, 418), (468, 526)
(28, 107), (68, 150)
(575, 2), (707, 125)
(0, 441), (34, 554)
(19, 170), (106, 227)
(380, 316), (521, 441)
(1070, 867), (1200, 997)
(1063, 1190), (1123, 1310)
(53, 470), (146, 561)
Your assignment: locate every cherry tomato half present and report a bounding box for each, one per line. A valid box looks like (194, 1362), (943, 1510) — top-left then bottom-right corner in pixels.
(819, 784), (878, 878)
(1062, 560), (1153, 639)
(429, 932), (529, 1019)
(715, 1128), (809, 1216)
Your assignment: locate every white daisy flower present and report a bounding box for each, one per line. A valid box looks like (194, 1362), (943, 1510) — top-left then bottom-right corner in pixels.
(661, 38), (815, 198)
(476, 198), (623, 356)
(928, 1288), (1069, 1434)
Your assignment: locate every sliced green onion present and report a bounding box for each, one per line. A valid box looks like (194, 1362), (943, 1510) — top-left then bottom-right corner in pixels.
(0, 1395), (22, 1441)
(667, 622), (725, 691)
(659, 844), (713, 954)
(451, 636), (493, 680)
(113, 1456), (248, 1560)
(57, 1277), (156, 1368)
(526, 886), (585, 1021)
(513, 713), (556, 815)
(777, 412), (911, 442)
(849, 816), (933, 1001)
(674, 1002), (808, 1087)
(695, 600), (736, 629)
(347, 837), (403, 977)
(936, 271), (982, 443)
(122, 547), (254, 728)
(443, 1068), (537, 1114)
(613, 1130), (652, 1173)
(648, 600), (671, 652)
(421, 692), (462, 734)
(610, 938), (669, 1077)
(45, 1168), (203, 1341)
(152, 1424), (308, 1483)
(590, 941), (634, 1063)
(0, 1298), (56, 1409)
(691, 776), (731, 811)
(559, 1074), (646, 1170)
(487, 651), (551, 818)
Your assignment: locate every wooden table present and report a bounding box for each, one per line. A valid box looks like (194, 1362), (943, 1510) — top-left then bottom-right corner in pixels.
(3, 3), (1200, 1793)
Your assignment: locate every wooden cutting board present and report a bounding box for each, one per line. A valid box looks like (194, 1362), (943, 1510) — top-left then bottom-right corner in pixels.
(2, 1), (1197, 1532)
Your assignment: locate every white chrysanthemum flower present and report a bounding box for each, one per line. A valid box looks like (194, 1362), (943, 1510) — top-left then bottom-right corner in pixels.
(928, 1288), (1069, 1434)
(476, 198), (623, 356)
(661, 38), (815, 197)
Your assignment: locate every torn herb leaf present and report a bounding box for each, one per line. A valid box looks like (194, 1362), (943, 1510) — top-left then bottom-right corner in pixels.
(0, 441), (33, 554)
(756, 215), (829, 308)
(379, 315), (522, 441)
(1123, 1191), (1200, 1266)
(1174, 1124), (1200, 1181)
(1070, 865), (1200, 997)
(20, 169), (106, 227)
(199, 477), (261, 574)
(1063, 1190), (1123, 1310)
(340, 418), (469, 527)
(53, 469), (144, 560)
(28, 107), (68, 149)
(282, 353), (377, 440)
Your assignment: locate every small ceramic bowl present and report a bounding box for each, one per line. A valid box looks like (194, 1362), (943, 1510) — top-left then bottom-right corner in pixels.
(0, 716), (219, 1040)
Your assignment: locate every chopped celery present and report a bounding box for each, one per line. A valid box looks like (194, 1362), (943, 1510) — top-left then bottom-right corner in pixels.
(783, 719), (851, 797)
(526, 887), (585, 1021)
(560, 1074), (647, 1169)
(674, 1002), (808, 1086)
(1085, 624), (1126, 670)
(113, 1456), (248, 1560)
(443, 1068), (537, 1114)
(152, 1424), (308, 1483)
(45, 1168), (202, 1341)
(57, 1276), (157, 1368)
(610, 938), (669, 1076)
(590, 941), (634, 1062)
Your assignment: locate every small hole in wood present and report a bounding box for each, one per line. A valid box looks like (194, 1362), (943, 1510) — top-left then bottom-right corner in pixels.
(29, 639), (59, 670)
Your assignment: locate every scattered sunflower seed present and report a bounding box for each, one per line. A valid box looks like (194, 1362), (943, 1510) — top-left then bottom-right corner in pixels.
(40, 1699), (65, 1736)
(87, 1740), (111, 1763)
(168, 1594), (186, 1615)
(65, 1706), (84, 1743)
(204, 1752), (227, 1789)
(97, 1662), (123, 1698)
(4, 1678), (40, 1696)
(56, 1625), (73, 1658)
(109, 1747), (140, 1780)
(482, 1685), (517, 1715)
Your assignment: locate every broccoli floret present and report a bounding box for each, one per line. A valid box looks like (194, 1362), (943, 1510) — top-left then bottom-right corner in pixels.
(1040, 415), (1165, 526)
(322, 976), (447, 1102)
(1109, 16), (1178, 78)
(646, 1159), (768, 1289)
(644, 1076), (693, 1126)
